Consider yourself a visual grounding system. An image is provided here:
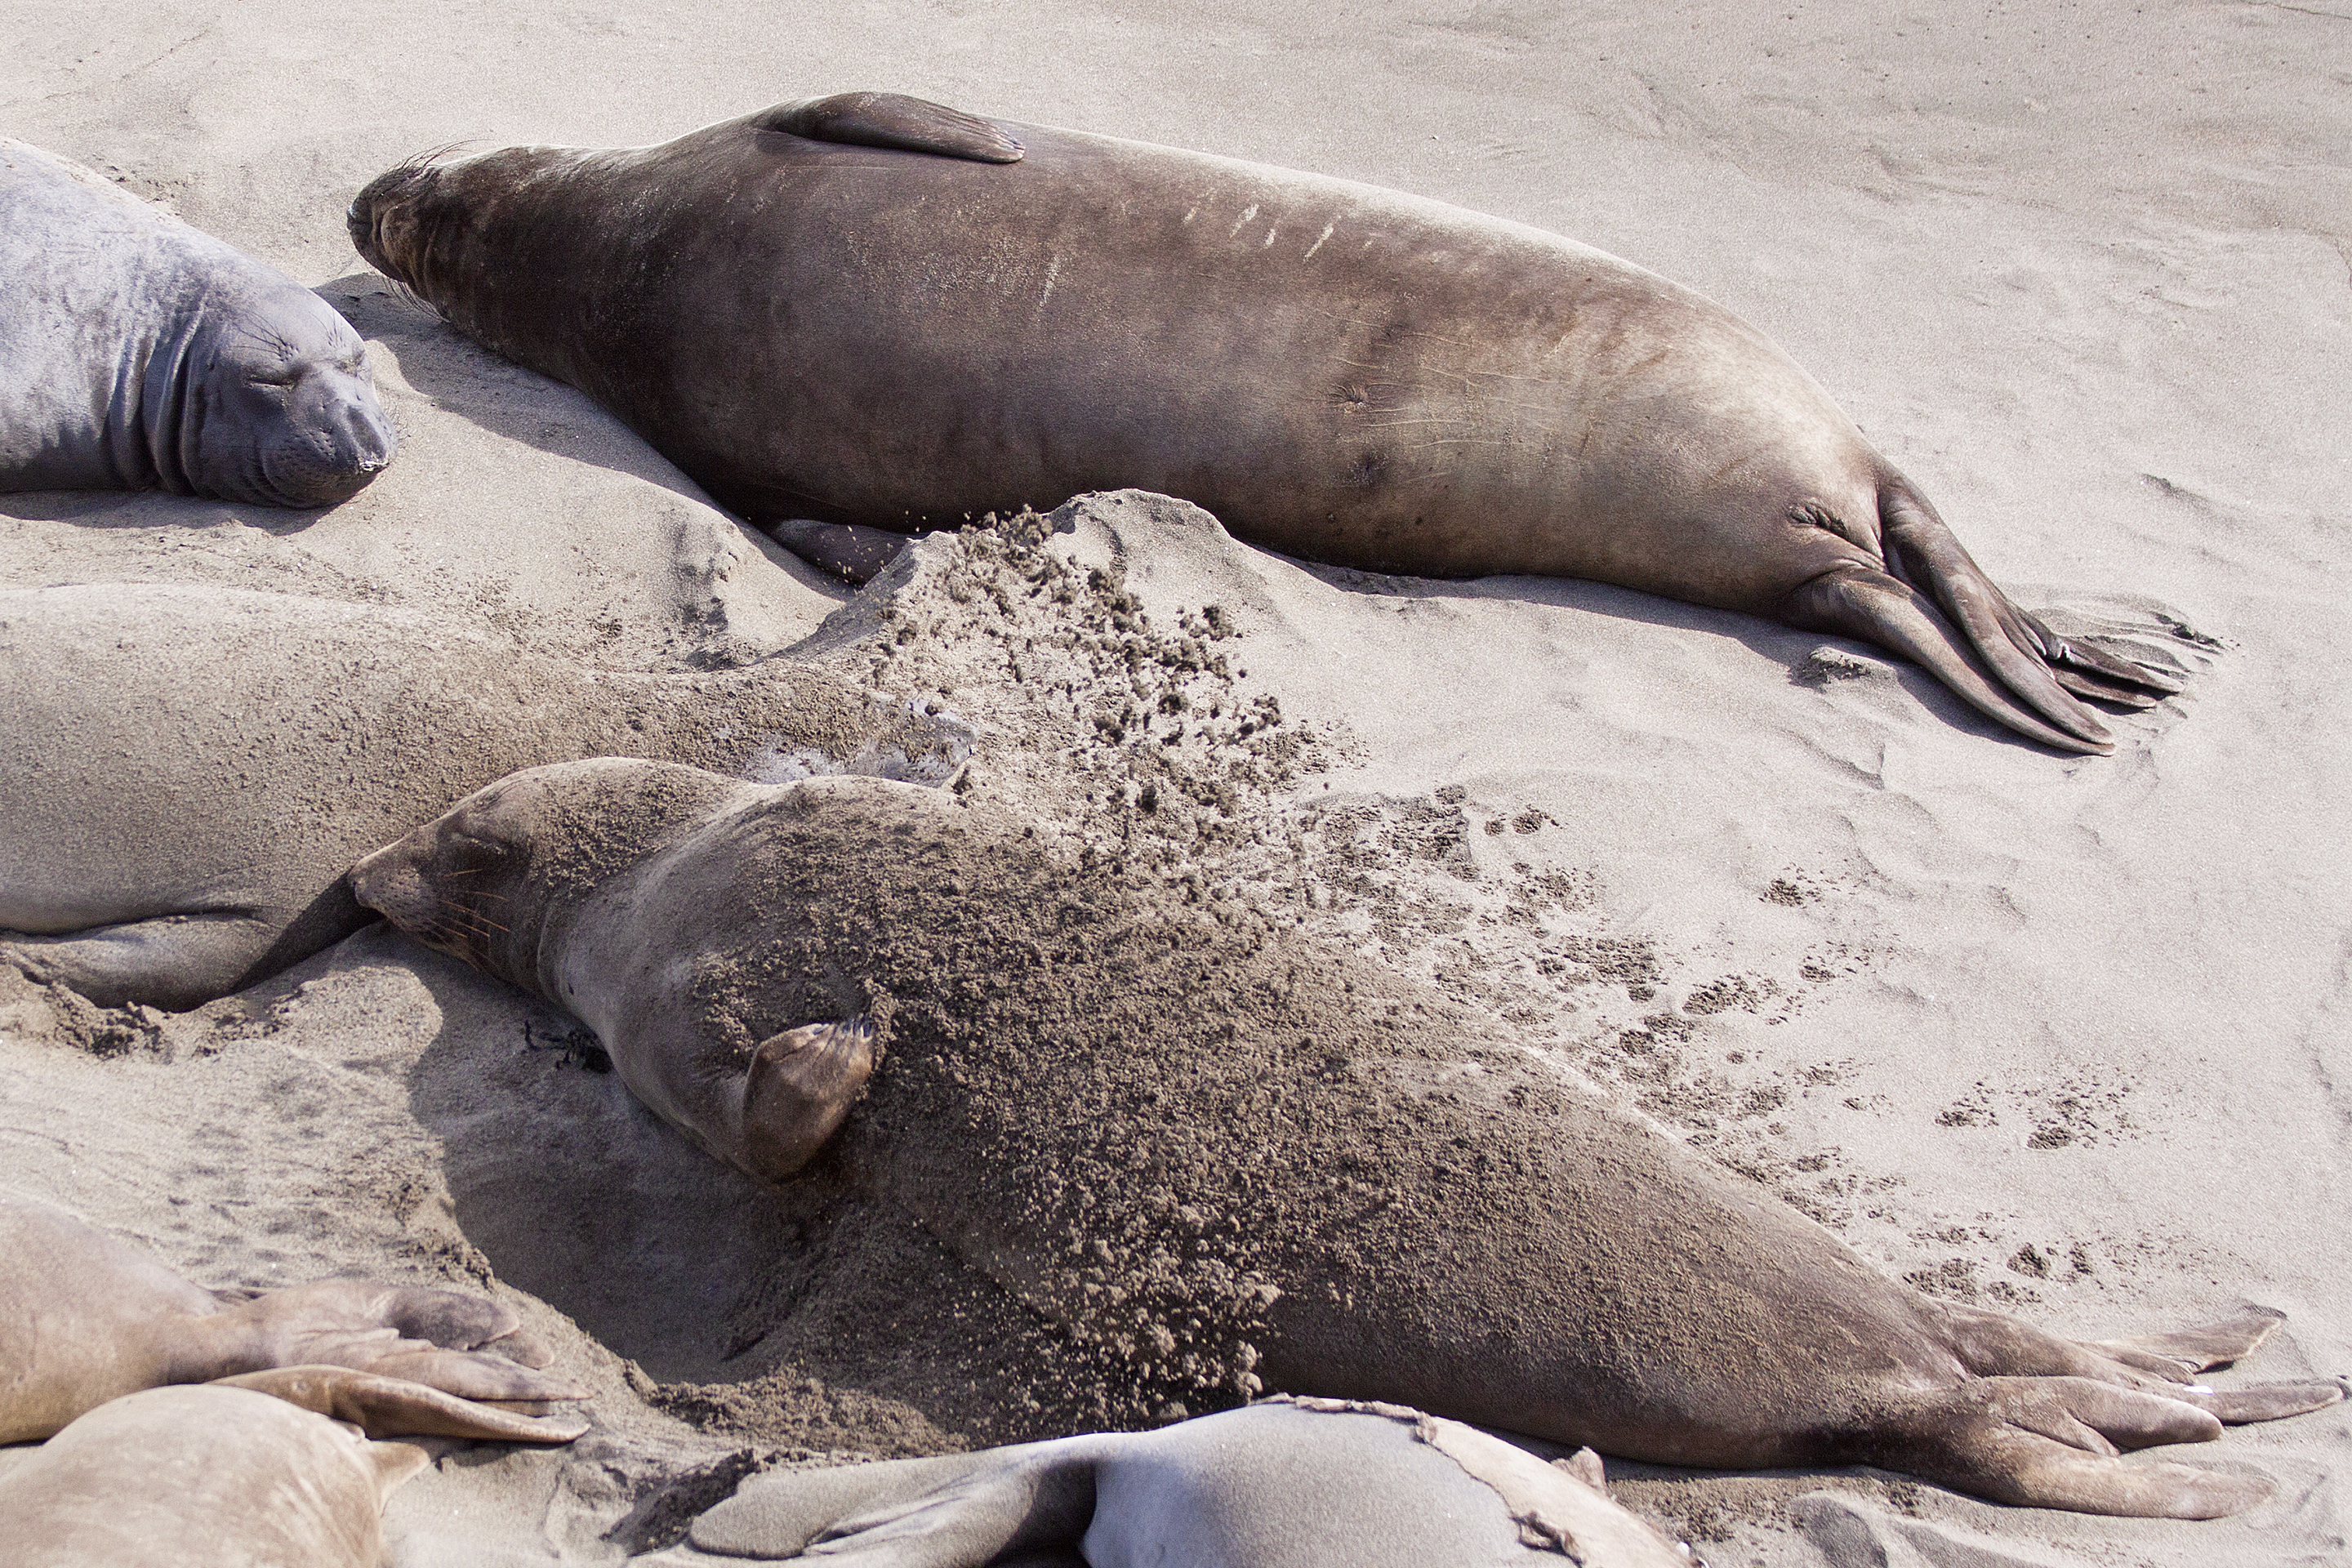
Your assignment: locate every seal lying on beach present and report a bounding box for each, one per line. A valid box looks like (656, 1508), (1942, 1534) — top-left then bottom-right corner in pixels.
(0, 139), (395, 506)
(351, 760), (2339, 1518)
(0, 582), (963, 1010)
(349, 91), (2177, 752)
(645, 1396), (1691, 1566)
(0, 1372), (568, 1568)
(0, 1188), (588, 1444)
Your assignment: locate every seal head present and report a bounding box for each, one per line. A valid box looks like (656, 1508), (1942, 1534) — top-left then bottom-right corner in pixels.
(0, 139), (395, 507)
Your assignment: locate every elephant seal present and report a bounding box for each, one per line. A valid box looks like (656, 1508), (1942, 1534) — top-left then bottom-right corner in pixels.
(0, 582), (964, 1010)
(350, 92), (2178, 753)
(648, 1396), (1691, 1566)
(1, 140), (395, 506)
(0, 1379), (508, 1568)
(350, 760), (2340, 1518)
(0, 1188), (588, 1444)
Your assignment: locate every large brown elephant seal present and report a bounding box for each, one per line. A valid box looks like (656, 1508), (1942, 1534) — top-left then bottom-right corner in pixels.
(1, 139), (395, 506)
(349, 92), (2178, 753)
(0, 1188), (587, 1444)
(350, 760), (2339, 1518)
(644, 1396), (1691, 1566)
(0, 582), (964, 1010)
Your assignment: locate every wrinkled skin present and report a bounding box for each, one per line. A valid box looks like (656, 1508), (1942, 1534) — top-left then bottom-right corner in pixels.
(0, 138), (394, 507)
(0, 1189), (587, 1445)
(351, 92), (2178, 751)
(354, 760), (2341, 1519)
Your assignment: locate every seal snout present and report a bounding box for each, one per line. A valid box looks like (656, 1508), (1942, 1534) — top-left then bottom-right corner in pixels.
(347, 835), (434, 931)
(347, 153), (450, 284)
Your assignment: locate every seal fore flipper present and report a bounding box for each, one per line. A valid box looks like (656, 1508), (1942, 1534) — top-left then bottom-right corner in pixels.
(757, 93), (1023, 165)
(740, 1015), (880, 1182)
(764, 518), (915, 585)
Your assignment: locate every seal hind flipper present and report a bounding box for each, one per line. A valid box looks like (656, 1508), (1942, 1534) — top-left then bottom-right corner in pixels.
(213, 1365), (588, 1444)
(756, 93), (1023, 165)
(693, 1448), (1093, 1564)
(1780, 561), (2110, 753)
(2, 911), (288, 1012)
(2082, 1308), (2286, 1379)
(1875, 1375), (2275, 1519)
(212, 1276), (590, 1407)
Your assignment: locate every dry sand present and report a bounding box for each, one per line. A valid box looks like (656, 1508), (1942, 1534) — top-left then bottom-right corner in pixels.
(2, 2), (2347, 1564)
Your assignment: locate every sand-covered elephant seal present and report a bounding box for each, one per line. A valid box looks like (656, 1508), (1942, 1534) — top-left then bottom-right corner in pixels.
(0, 1188), (588, 1444)
(351, 760), (2339, 1517)
(1, 139), (395, 506)
(349, 92), (2178, 752)
(647, 1396), (1690, 1566)
(0, 1380), (457, 1568)
(0, 582), (964, 1010)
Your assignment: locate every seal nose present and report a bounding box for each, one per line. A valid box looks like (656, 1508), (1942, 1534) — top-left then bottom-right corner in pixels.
(347, 838), (426, 924)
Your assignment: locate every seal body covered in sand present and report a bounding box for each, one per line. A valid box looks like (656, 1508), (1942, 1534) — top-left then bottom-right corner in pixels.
(0, 582), (963, 1010)
(649, 1396), (1690, 1567)
(351, 759), (2338, 1519)
(0, 139), (395, 507)
(349, 92), (2177, 752)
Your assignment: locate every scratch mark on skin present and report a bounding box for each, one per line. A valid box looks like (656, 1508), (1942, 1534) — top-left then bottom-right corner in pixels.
(2256, 2), (2350, 18)
(1036, 254), (1062, 316)
(1229, 203), (1260, 238)
(1182, 207), (1197, 224)
(1305, 222), (1335, 259)
(1263, 226), (1279, 248)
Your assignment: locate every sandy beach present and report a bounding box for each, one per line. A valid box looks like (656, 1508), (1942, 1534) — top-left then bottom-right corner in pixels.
(3, 2), (2348, 1562)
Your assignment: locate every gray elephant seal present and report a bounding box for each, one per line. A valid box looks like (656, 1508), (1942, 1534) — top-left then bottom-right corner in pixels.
(0, 1383), (431, 1568)
(0, 582), (963, 1010)
(351, 760), (2339, 1518)
(649, 1397), (1690, 1566)
(1, 140), (395, 506)
(0, 1188), (587, 1444)
(349, 92), (2178, 752)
